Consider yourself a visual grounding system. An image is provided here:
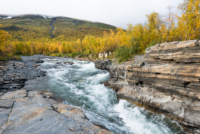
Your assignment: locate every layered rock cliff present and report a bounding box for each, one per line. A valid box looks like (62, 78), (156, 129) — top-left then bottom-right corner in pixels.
(95, 40), (200, 133)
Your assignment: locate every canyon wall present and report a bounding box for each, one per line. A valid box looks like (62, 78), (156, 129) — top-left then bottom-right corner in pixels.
(95, 40), (200, 133)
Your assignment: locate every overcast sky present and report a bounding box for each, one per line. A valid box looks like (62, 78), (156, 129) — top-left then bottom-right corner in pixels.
(0, 0), (183, 29)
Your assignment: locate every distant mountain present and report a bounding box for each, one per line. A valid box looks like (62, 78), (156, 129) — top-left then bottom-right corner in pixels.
(0, 14), (116, 41)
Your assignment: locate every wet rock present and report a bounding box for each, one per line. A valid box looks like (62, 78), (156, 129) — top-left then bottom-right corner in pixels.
(56, 62), (61, 64)
(64, 61), (74, 65)
(35, 59), (44, 63)
(95, 60), (112, 70)
(28, 58), (44, 63)
(100, 71), (107, 74)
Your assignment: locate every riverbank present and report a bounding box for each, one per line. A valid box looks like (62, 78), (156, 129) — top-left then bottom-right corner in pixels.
(0, 55), (112, 134)
(95, 40), (200, 134)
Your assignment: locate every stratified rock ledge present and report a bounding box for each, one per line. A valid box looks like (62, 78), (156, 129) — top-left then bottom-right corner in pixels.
(95, 40), (200, 134)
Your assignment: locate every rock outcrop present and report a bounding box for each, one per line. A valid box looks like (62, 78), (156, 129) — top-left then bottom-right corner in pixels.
(0, 58), (45, 91)
(0, 90), (112, 134)
(95, 40), (200, 133)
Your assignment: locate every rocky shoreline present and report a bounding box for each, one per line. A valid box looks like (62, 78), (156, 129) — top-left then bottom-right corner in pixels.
(0, 55), (112, 134)
(95, 40), (200, 134)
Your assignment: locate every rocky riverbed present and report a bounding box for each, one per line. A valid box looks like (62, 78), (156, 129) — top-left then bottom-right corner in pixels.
(0, 55), (112, 134)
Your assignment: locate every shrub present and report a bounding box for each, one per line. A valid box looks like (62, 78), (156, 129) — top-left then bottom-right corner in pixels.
(115, 46), (135, 63)
(115, 38), (142, 63)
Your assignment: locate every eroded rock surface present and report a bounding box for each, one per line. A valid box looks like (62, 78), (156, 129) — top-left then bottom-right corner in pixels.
(95, 40), (200, 133)
(0, 57), (46, 91)
(0, 90), (112, 134)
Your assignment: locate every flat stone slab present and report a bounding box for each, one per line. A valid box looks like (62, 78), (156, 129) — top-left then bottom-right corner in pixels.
(0, 90), (112, 134)
(0, 90), (26, 100)
(0, 100), (14, 108)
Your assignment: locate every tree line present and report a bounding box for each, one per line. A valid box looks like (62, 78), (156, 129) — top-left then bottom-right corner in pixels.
(0, 0), (199, 61)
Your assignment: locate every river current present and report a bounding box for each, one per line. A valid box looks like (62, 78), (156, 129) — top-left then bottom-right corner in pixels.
(31, 57), (185, 134)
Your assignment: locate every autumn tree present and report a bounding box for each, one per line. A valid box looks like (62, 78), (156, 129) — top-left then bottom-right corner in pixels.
(143, 12), (165, 49)
(178, 0), (200, 40)
(0, 24), (12, 60)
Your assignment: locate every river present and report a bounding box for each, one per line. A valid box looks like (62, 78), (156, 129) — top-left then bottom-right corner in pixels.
(25, 57), (185, 134)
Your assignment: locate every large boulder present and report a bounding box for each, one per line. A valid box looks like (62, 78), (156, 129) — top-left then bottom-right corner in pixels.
(95, 60), (112, 71)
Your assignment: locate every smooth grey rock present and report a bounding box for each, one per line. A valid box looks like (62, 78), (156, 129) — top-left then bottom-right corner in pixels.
(0, 90), (112, 134)
(0, 90), (26, 100)
(0, 108), (11, 129)
(0, 100), (14, 108)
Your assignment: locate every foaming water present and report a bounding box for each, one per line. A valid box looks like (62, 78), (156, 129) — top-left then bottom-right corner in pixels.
(114, 100), (171, 134)
(36, 57), (185, 134)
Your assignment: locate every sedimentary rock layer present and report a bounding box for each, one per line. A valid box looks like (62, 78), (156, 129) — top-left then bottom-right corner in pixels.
(95, 40), (200, 133)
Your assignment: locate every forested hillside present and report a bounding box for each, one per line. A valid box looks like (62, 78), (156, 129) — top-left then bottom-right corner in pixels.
(0, 0), (199, 61)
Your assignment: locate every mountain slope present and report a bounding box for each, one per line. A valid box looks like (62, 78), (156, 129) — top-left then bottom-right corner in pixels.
(0, 14), (116, 41)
